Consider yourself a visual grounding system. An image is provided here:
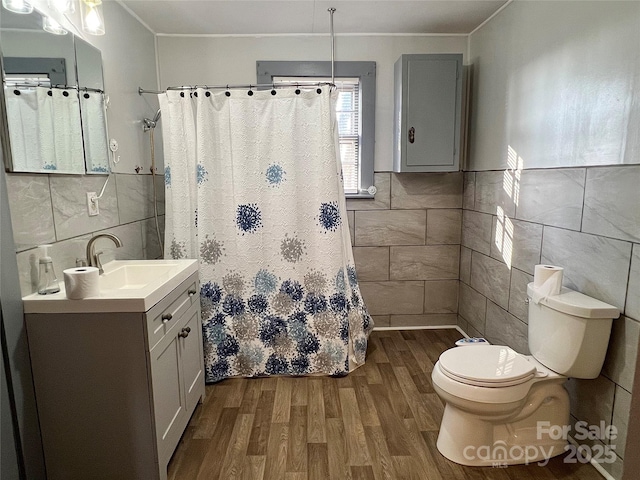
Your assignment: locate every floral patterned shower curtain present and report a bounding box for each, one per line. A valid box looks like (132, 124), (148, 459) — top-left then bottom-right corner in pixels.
(159, 87), (373, 383)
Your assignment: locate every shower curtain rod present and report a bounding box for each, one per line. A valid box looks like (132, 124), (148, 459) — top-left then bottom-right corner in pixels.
(138, 81), (335, 96)
(140, 8), (338, 97)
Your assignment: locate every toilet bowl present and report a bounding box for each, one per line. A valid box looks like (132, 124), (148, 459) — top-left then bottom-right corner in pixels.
(432, 283), (620, 466)
(431, 345), (569, 466)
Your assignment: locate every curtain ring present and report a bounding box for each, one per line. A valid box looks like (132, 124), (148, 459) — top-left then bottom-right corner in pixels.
(248, 85), (254, 96)
(271, 83), (276, 95)
(225, 85), (230, 97)
(295, 83), (300, 95)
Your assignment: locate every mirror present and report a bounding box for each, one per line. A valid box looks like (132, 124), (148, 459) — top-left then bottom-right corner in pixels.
(0, 7), (109, 174)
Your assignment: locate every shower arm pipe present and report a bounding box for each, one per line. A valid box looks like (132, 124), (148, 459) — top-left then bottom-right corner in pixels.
(138, 81), (335, 96)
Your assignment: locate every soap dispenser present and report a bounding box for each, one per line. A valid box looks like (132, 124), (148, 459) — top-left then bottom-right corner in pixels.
(37, 245), (60, 295)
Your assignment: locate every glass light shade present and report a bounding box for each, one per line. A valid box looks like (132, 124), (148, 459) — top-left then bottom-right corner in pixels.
(80, 0), (105, 36)
(43, 16), (68, 35)
(48, 0), (75, 14)
(2, 0), (34, 14)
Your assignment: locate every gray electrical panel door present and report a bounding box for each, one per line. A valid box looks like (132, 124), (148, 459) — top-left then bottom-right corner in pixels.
(394, 54), (462, 172)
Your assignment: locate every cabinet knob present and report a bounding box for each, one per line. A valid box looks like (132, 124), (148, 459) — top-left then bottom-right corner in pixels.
(188, 289), (197, 296)
(185, 327), (191, 333)
(408, 127), (415, 144)
(161, 313), (173, 323)
(178, 328), (190, 338)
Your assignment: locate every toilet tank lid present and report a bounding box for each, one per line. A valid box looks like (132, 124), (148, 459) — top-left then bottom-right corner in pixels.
(527, 283), (620, 319)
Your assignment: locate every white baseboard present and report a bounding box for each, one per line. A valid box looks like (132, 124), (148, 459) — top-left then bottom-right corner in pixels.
(567, 436), (616, 480)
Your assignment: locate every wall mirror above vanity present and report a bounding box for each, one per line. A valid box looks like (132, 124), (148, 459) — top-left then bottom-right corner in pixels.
(0, 6), (109, 174)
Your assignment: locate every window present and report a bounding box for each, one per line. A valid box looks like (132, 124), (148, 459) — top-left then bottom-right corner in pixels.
(257, 61), (376, 198)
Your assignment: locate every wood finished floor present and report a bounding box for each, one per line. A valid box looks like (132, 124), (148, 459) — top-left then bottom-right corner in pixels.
(168, 329), (603, 480)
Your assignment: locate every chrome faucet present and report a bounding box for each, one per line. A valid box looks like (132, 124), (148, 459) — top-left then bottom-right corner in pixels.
(86, 233), (123, 274)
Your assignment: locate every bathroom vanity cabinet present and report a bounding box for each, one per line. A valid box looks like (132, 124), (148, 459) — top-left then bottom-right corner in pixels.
(393, 53), (463, 172)
(24, 271), (204, 480)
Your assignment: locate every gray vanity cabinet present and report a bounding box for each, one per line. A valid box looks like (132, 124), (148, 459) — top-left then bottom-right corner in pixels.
(393, 54), (463, 172)
(25, 273), (205, 480)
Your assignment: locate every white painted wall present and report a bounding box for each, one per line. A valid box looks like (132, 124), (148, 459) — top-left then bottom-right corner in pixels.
(468, 0), (640, 171)
(157, 34), (467, 172)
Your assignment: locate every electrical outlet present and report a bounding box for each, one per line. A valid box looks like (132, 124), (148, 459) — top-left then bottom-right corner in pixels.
(87, 192), (99, 216)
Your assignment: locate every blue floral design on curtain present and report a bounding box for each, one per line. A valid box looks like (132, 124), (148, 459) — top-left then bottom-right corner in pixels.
(159, 87), (373, 383)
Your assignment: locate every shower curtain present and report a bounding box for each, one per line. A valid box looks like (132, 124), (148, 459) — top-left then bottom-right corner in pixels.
(159, 87), (373, 383)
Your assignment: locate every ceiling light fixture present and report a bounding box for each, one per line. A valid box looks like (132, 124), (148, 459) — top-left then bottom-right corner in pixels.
(80, 0), (105, 36)
(2, 0), (34, 14)
(43, 15), (68, 35)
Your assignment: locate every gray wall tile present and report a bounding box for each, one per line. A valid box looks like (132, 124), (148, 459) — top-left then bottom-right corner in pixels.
(508, 268), (533, 323)
(355, 210), (426, 246)
(566, 375), (615, 429)
(541, 227), (632, 310)
(603, 316), (639, 393)
(353, 247), (390, 281)
(490, 217), (542, 274)
(470, 251), (511, 309)
(16, 235), (91, 296)
(390, 245), (459, 280)
(485, 301), (529, 354)
(612, 386), (631, 458)
(583, 166), (640, 243)
(457, 315), (469, 333)
(625, 244), (640, 321)
(463, 172), (475, 210)
(424, 280), (459, 314)
(142, 216), (165, 260)
(459, 282), (487, 333)
(92, 222), (144, 264)
(359, 281), (424, 315)
(371, 315), (390, 328)
(50, 175), (119, 241)
(116, 174), (164, 224)
(427, 209), (462, 245)
(346, 172), (391, 211)
(391, 172), (462, 209)
(460, 246), (472, 285)
(5, 174), (56, 250)
(390, 314), (457, 328)
(474, 170), (516, 217)
(516, 168), (585, 231)
(461, 210), (493, 255)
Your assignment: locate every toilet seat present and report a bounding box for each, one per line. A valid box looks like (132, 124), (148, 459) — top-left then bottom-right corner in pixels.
(438, 345), (537, 387)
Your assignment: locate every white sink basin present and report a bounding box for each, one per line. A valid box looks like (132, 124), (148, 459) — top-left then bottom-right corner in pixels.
(23, 259), (198, 314)
(99, 263), (179, 290)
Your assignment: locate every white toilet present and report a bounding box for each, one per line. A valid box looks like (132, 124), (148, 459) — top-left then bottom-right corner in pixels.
(432, 283), (620, 466)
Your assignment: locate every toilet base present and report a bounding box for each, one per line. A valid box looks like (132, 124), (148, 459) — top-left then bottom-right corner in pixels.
(436, 383), (570, 466)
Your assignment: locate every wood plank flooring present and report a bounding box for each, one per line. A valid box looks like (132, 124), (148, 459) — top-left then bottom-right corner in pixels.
(168, 329), (603, 480)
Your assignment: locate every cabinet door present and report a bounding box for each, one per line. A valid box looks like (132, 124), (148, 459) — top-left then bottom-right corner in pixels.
(180, 306), (205, 413)
(406, 57), (459, 168)
(150, 331), (186, 463)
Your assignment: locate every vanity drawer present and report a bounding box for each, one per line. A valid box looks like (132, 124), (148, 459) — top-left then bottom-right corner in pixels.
(146, 273), (199, 350)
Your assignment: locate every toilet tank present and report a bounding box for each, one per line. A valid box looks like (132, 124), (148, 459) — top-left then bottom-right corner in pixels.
(527, 284), (620, 379)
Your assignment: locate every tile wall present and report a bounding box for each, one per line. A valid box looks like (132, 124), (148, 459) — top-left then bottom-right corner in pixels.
(6, 172), (165, 297)
(348, 171), (463, 328)
(458, 165), (640, 478)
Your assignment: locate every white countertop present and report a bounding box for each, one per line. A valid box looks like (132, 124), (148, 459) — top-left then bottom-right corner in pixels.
(23, 259), (199, 314)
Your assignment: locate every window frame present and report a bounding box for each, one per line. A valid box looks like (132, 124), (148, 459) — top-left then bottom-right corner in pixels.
(257, 60), (376, 198)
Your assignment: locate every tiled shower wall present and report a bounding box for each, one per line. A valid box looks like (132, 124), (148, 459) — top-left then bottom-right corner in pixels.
(458, 165), (640, 478)
(6, 173), (165, 297)
(348, 171), (463, 328)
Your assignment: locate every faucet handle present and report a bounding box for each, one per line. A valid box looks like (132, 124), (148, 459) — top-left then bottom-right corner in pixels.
(94, 251), (105, 275)
(76, 258), (88, 267)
